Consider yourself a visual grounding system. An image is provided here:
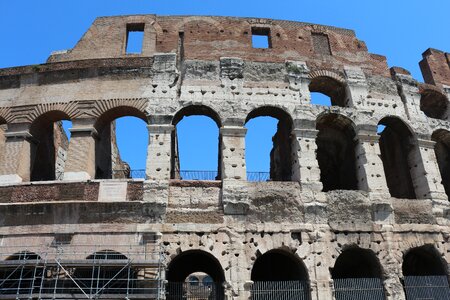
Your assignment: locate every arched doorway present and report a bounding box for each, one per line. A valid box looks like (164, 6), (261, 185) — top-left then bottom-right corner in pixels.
(0, 251), (42, 296)
(378, 117), (418, 199)
(166, 250), (225, 300)
(245, 107), (294, 182)
(316, 113), (358, 191)
(172, 105), (221, 181)
(250, 249), (310, 299)
(403, 245), (450, 299)
(331, 247), (386, 299)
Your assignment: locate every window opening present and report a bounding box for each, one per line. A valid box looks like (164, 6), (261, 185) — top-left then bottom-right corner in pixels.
(126, 23), (145, 54)
(252, 27), (271, 49)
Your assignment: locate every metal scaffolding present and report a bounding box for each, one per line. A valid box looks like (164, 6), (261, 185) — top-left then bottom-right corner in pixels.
(0, 243), (165, 299)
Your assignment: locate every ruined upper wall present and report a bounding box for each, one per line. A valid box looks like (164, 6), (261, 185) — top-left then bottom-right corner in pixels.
(47, 15), (389, 77)
(420, 48), (450, 87)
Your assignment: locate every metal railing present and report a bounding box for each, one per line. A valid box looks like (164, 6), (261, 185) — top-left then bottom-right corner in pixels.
(246, 172), (270, 182)
(166, 282), (224, 300)
(111, 169), (146, 179)
(251, 280), (311, 300)
(0, 243), (165, 299)
(333, 277), (386, 300)
(179, 170), (219, 181)
(404, 275), (450, 299)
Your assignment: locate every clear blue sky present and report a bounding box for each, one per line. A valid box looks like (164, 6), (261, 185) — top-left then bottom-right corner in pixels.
(0, 1), (449, 174)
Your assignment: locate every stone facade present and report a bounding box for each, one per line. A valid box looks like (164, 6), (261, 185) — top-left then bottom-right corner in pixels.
(0, 15), (449, 299)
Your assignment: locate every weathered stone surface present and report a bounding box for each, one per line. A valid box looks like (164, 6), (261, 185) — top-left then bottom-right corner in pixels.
(0, 14), (449, 300)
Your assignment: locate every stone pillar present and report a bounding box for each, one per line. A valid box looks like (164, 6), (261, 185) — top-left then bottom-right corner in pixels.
(146, 124), (173, 181)
(143, 123), (173, 217)
(292, 128), (322, 191)
(285, 61), (310, 104)
(391, 69), (426, 123)
(63, 119), (97, 181)
(344, 66), (369, 107)
(354, 131), (390, 194)
(413, 139), (447, 202)
(0, 123), (34, 183)
(220, 126), (247, 181)
(220, 126), (249, 215)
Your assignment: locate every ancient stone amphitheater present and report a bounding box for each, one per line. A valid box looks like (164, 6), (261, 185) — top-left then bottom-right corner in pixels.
(0, 14), (449, 300)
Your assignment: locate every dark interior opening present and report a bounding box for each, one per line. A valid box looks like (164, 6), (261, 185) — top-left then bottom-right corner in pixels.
(316, 113), (358, 191)
(378, 117), (416, 199)
(420, 89), (448, 120)
(29, 111), (70, 181)
(331, 248), (382, 279)
(74, 250), (134, 294)
(309, 76), (348, 107)
(251, 250), (308, 282)
(0, 251), (42, 295)
(403, 245), (447, 276)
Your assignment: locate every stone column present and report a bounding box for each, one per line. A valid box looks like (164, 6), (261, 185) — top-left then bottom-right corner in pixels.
(143, 123), (173, 216)
(344, 66), (369, 108)
(0, 123), (35, 183)
(292, 128), (322, 191)
(63, 119), (97, 181)
(220, 126), (249, 215)
(413, 139), (447, 202)
(354, 131), (390, 194)
(146, 124), (173, 181)
(220, 126), (247, 181)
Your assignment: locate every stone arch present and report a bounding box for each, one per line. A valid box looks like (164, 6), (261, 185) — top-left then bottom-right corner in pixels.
(378, 116), (419, 199)
(432, 129), (450, 198)
(403, 244), (448, 277)
(309, 69), (349, 107)
(331, 246), (384, 279)
(419, 85), (449, 120)
(29, 110), (71, 181)
(250, 248), (311, 299)
(73, 250), (133, 294)
(251, 248), (309, 282)
(331, 246), (386, 300)
(0, 251), (42, 296)
(172, 104), (222, 127)
(166, 250), (225, 300)
(171, 105), (222, 180)
(93, 104), (148, 179)
(316, 113), (358, 191)
(402, 244), (450, 299)
(245, 106), (294, 181)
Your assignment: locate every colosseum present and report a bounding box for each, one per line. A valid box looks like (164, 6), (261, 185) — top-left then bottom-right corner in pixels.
(0, 14), (449, 300)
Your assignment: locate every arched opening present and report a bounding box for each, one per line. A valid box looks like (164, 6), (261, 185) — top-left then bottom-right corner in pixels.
(420, 89), (449, 120)
(29, 111), (71, 181)
(250, 249), (310, 299)
(245, 107), (293, 181)
(309, 76), (348, 107)
(94, 107), (148, 179)
(316, 113), (358, 191)
(73, 250), (136, 295)
(378, 117), (417, 199)
(403, 245), (450, 299)
(166, 250), (224, 300)
(432, 130), (450, 199)
(172, 105), (221, 181)
(331, 247), (386, 299)
(0, 251), (42, 296)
